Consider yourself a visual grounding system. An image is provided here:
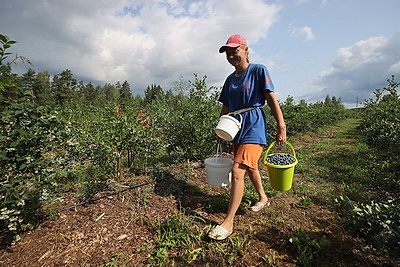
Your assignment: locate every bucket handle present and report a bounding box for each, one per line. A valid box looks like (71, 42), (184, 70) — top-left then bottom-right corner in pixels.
(215, 142), (221, 158)
(224, 113), (242, 126)
(221, 113), (242, 128)
(234, 114), (242, 128)
(220, 113), (242, 126)
(237, 114), (242, 126)
(263, 141), (297, 162)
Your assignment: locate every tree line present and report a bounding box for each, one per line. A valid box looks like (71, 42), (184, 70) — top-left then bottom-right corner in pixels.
(3, 66), (179, 108)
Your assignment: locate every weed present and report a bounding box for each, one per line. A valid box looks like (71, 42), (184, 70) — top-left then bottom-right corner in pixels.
(203, 226), (254, 265)
(333, 195), (355, 214)
(297, 196), (312, 208)
(101, 252), (126, 267)
(228, 226), (253, 257)
(146, 211), (204, 266)
(289, 229), (331, 266)
(262, 250), (280, 266)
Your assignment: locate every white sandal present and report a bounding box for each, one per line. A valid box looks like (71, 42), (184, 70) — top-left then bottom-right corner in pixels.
(208, 225), (233, 240)
(250, 201), (270, 212)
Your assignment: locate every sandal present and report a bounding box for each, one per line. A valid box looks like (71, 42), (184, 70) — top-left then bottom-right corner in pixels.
(250, 201), (270, 212)
(208, 225), (232, 240)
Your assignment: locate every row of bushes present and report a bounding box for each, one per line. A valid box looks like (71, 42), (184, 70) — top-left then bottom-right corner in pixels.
(1, 34), (348, 246)
(358, 75), (400, 156)
(0, 85), (347, 246)
(349, 75), (399, 257)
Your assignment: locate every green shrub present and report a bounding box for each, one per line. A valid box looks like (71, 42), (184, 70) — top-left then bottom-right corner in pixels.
(147, 74), (220, 161)
(358, 75), (400, 156)
(346, 201), (400, 257)
(0, 97), (70, 245)
(267, 96), (347, 140)
(59, 103), (162, 176)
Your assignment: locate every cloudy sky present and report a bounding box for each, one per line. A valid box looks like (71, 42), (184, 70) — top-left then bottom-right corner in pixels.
(1, 0), (399, 106)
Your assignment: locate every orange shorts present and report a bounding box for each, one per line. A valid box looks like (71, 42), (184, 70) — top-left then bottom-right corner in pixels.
(233, 144), (264, 170)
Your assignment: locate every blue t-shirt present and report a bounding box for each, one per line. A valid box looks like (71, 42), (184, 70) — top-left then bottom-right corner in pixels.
(218, 63), (275, 145)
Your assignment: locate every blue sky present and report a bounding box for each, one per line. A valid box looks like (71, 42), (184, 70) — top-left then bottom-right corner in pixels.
(1, 0), (399, 107)
(261, 0), (400, 105)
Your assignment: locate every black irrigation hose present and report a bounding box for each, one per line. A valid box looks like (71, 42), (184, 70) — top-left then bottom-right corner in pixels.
(56, 176), (167, 214)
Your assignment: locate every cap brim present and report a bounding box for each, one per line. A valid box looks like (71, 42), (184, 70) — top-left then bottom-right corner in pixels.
(219, 43), (241, 53)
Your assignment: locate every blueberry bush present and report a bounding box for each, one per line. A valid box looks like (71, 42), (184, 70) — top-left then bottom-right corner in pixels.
(358, 75), (400, 156)
(351, 75), (400, 257)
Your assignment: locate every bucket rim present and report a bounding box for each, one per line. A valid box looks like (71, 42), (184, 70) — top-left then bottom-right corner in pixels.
(263, 141), (298, 168)
(220, 114), (241, 123)
(264, 157), (298, 168)
(205, 157), (234, 168)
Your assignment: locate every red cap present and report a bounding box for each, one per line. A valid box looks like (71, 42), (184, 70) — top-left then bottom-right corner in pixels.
(219, 34), (247, 53)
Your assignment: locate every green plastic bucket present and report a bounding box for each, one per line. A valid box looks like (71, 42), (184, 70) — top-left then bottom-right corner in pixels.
(263, 141), (298, 191)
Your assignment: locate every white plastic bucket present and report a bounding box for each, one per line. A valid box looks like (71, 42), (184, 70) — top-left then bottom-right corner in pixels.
(215, 114), (242, 141)
(204, 157), (233, 186)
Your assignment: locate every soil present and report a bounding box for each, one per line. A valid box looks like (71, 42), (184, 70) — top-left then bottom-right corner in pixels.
(1, 124), (399, 266)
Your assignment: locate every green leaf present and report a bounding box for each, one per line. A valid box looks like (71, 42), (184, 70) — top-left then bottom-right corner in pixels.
(0, 34), (9, 43)
(0, 150), (7, 160)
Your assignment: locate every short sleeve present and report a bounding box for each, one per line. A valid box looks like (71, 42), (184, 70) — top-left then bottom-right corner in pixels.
(257, 65), (275, 92)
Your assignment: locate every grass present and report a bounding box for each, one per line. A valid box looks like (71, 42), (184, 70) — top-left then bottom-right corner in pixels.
(294, 119), (371, 198)
(289, 118), (399, 262)
(142, 207), (260, 266)
(145, 210), (206, 266)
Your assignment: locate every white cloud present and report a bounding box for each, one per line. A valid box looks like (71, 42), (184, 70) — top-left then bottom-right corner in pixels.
(290, 26), (315, 41)
(295, 0), (328, 7)
(321, 0), (329, 7)
(295, 0), (310, 5)
(1, 0), (282, 94)
(304, 30), (400, 104)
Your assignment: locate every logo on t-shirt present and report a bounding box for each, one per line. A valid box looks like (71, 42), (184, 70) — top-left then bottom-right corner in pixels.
(242, 81), (251, 92)
(266, 75), (272, 85)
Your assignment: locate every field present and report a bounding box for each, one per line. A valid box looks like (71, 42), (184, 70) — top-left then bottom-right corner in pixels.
(0, 118), (399, 266)
(1, 34), (399, 266)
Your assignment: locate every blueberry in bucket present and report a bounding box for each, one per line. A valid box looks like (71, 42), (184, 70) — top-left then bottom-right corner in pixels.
(266, 153), (296, 166)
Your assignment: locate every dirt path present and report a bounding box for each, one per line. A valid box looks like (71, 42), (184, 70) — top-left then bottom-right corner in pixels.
(0, 118), (397, 266)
